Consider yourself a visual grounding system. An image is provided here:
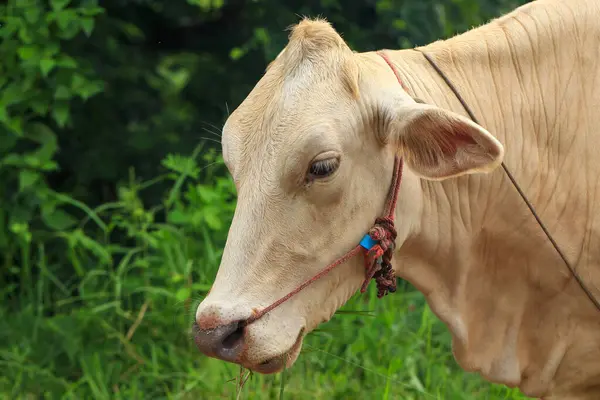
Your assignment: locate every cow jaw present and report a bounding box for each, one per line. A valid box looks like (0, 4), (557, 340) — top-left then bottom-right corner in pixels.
(194, 225), (371, 374)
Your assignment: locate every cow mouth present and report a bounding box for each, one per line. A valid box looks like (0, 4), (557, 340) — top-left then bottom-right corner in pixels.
(248, 328), (305, 374)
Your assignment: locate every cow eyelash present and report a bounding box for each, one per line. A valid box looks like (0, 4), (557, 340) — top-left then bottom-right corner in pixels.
(307, 158), (340, 180)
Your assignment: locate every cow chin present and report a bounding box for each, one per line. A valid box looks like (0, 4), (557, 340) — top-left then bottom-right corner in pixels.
(243, 328), (305, 374)
(239, 273), (364, 373)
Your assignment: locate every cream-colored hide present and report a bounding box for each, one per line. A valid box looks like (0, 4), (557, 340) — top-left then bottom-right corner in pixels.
(194, 0), (600, 398)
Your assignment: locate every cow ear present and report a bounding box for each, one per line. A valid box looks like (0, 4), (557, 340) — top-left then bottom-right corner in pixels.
(387, 102), (504, 180)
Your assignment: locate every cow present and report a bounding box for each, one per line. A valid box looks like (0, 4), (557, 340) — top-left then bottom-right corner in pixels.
(193, 0), (600, 398)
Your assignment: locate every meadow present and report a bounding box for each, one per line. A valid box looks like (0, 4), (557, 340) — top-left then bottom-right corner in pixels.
(1, 0), (531, 398)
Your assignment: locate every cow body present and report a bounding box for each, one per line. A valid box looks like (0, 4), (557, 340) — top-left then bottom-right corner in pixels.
(194, 1), (600, 398)
(378, 1), (600, 397)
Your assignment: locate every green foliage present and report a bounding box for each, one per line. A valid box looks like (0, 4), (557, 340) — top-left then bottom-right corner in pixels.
(0, 0), (105, 306)
(0, 0), (531, 398)
(0, 148), (236, 398)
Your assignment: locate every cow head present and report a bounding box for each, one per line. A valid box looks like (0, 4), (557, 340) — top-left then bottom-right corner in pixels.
(194, 18), (504, 374)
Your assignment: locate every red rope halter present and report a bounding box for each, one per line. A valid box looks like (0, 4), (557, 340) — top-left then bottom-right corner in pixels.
(244, 52), (406, 326)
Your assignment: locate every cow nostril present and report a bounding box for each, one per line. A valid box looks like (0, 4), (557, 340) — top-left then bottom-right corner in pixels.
(194, 319), (246, 362)
(221, 322), (244, 350)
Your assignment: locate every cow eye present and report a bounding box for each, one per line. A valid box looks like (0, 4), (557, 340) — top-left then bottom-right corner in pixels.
(308, 157), (339, 180)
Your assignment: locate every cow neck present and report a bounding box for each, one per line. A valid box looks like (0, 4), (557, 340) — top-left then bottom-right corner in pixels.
(382, 47), (600, 314)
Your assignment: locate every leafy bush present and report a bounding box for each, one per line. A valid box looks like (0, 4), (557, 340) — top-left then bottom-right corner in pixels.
(0, 147), (236, 398)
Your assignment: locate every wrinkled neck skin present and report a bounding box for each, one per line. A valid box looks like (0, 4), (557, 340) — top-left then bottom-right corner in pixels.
(365, 6), (600, 400)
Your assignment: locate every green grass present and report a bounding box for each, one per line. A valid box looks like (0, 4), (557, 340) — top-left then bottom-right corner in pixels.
(0, 279), (531, 399)
(0, 151), (532, 400)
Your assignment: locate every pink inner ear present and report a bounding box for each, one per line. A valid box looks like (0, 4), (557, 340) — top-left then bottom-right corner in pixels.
(438, 123), (479, 156)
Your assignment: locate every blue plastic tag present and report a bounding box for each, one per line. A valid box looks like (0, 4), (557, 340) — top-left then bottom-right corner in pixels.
(359, 234), (377, 250)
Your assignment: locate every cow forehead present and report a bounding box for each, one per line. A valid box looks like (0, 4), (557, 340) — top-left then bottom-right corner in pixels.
(222, 19), (362, 177)
(222, 77), (350, 175)
(228, 67), (349, 129)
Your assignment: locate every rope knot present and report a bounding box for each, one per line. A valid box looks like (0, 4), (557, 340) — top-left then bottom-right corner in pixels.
(368, 217), (396, 244)
(360, 216), (398, 298)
